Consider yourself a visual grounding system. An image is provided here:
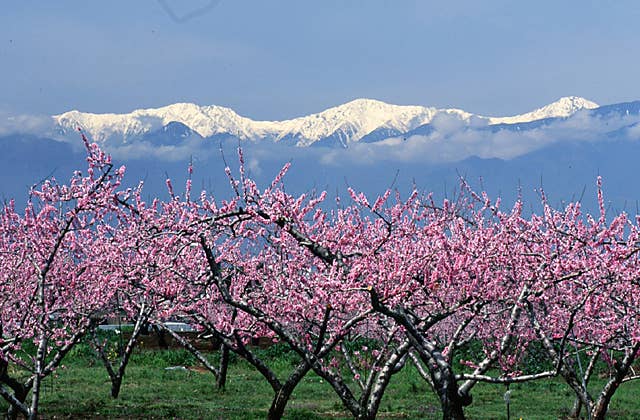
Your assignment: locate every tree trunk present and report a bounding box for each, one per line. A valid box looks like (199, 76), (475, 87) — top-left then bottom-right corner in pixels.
(590, 378), (620, 420)
(588, 343), (639, 420)
(440, 384), (468, 420)
(27, 375), (42, 420)
(110, 315), (146, 399)
(267, 361), (310, 419)
(93, 306), (149, 399)
(27, 333), (49, 420)
(110, 376), (123, 399)
(442, 402), (467, 420)
(267, 385), (294, 420)
(569, 397), (582, 419)
(360, 341), (410, 420)
(355, 411), (376, 420)
(4, 385), (29, 420)
(1, 359), (30, 420)
(216, 343), (229, 390)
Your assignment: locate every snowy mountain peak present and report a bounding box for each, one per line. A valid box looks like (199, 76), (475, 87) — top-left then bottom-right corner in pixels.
(489, 96), (599, 125)
(52, 96), (600, 147)
(335, 98), (390, 109)
(327, 98), (426, 114)
(54, 102), (252, 142)
(536, 96), (599, 117)
(268, 98), (445, 146)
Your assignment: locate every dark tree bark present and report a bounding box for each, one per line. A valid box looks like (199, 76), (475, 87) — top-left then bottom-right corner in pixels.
(92, 304), (150, 399)
(216, 343), (230, 390)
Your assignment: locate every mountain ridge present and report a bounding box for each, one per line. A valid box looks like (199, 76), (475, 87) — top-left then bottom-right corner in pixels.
(52, 96), (598, 147)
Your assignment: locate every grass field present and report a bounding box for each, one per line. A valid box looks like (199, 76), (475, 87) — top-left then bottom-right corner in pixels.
(1, 343), (640, 419)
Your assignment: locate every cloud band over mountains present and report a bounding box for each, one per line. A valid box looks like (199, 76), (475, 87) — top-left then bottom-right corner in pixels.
(1, 97), (639, 165)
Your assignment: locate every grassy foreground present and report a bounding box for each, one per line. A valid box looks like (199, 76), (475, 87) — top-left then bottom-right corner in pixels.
(1, 344), (640, 419)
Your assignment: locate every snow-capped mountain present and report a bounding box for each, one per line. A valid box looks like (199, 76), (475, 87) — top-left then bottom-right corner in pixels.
(53, 99), (452, 146)
(6, 96), (640, 215)
(52, 97), (598, 148)
(487, 96), (598, 125)
(55, 103), (253, 144)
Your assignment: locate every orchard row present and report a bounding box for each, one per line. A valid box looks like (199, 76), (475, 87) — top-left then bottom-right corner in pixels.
(1, 136), (639, 419)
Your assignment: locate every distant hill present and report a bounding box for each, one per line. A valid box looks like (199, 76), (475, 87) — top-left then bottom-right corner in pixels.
(1, 97), (639, 215)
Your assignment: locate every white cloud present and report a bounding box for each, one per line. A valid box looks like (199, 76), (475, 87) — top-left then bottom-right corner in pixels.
(626, 123), (640, 139)
(317, 110), (640, 166)
(106, 136), (215, 161)
(0, 112), (53, 137)
(430, 112), (467, 134)
(3, 106), (640, 170)
(247, 157), (263, 176)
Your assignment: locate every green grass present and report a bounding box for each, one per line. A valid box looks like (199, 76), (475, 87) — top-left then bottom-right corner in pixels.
(2, 345), (640, 419)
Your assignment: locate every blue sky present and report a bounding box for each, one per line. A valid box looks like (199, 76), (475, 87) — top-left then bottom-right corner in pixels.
(1, 0), (639, 119)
